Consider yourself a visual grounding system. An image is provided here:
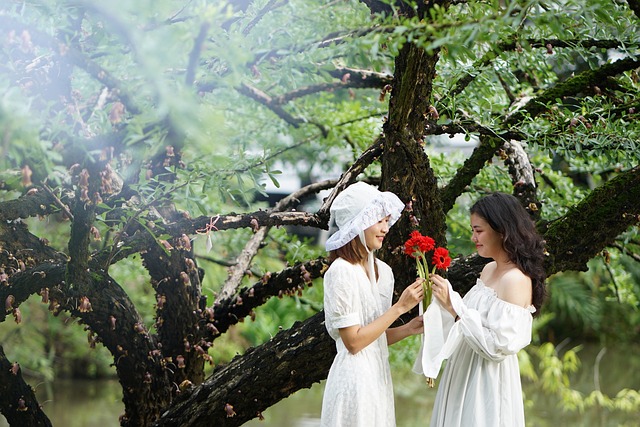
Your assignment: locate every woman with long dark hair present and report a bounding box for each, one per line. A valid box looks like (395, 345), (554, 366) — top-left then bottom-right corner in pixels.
(418, 192), (546, 426)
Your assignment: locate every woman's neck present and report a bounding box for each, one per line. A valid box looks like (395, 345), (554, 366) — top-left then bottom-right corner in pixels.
(495, 257), (513, 268)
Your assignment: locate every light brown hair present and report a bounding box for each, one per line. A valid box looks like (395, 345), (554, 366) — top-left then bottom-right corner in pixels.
(328, 238), (379, 280)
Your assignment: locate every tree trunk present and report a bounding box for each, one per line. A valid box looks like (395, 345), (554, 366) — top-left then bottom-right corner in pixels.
(381, 41), (447, 302)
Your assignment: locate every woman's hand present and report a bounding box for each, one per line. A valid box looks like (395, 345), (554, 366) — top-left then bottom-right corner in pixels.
(430, 274), (456, 317)
(404, 315), (424, 336)
(342, 278), (425, 352)
(395, 277), (425, 314)
(386, 313), (424, 345)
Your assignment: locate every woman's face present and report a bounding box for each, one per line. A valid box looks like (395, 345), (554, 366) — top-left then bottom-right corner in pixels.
(470, 213), (503, 259)
(363, 215), (391, 251)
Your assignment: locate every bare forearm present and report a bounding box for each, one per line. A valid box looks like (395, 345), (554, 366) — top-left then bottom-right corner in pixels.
(340, 279), (424, 354)
(386, 324), (410, 346)
(387, 315), (423, 345)
(340, 305), (403, 354)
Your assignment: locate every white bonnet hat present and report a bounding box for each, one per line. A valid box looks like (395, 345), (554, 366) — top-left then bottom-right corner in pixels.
(325, 182), (404, 251)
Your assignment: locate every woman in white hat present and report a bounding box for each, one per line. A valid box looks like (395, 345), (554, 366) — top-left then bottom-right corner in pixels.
(320, 181), (425, 427)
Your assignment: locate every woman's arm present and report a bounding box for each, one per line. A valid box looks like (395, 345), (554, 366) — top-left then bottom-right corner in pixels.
(386, 315), (423, 345)
(339, 278), (423, 354)
(429, 273), (534, 362)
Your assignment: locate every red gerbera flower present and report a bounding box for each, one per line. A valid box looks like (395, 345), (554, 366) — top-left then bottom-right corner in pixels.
(432, 247), (451, 270)
(404, 232), (435, 258)
(403, 230), (451, 311)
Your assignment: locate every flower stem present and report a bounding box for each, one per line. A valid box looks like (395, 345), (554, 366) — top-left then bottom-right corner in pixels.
(418, 253), (432, 311)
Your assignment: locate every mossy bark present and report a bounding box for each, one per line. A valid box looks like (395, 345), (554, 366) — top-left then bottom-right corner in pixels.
(542, 166), (640, 274)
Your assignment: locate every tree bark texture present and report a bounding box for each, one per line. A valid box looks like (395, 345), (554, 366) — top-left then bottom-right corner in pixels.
(0, 346), (52, 427)
(155, 312), (334, 426)
(1, 1), (639, 426)
(543, 166), (640, 274)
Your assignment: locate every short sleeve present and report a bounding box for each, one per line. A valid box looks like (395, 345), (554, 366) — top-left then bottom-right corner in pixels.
(323, 260), (361, 339)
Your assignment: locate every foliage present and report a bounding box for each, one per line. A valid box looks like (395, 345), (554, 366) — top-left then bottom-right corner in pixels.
(520, 341), (640, 423)
(0, 0), (639, 425)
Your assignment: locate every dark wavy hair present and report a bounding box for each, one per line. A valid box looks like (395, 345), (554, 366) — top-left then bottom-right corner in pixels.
(470, 192), (546, 314)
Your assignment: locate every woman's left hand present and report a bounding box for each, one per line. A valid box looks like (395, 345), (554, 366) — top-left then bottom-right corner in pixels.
(405, 315), (424, 336)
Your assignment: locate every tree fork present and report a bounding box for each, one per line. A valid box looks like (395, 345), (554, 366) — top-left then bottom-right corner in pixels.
(381, 40), (445, 300)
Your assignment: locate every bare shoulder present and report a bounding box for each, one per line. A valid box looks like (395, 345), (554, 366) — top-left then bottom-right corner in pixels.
(479, 261), (497, 280)
(497, 269), (532, 308)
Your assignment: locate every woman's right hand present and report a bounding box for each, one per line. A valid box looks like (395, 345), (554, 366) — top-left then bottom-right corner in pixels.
(341, 277), (425, 354)
(395, 278), (425, 314)
(430, 273), (455, 317)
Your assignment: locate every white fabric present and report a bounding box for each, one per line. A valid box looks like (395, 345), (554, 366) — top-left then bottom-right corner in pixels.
(321, 257), (395, 427)
(358, 230), (376, 288)
(325, 182), (404, 251)
(414, 279), (535, 427)
(412, 295), (456, 378)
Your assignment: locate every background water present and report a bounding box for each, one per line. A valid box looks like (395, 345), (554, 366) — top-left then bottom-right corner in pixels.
(1, 343), (638, 426)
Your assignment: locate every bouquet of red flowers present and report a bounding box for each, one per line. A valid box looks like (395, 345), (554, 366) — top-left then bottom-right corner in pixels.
(405, 230), (451, 388)
(404, 230), (451, 311)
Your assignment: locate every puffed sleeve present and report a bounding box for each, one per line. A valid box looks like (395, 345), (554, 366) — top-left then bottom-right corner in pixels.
(323, 260), (361, 340)
(415, 281), (535, 379)
(413, 299), (457, 378)
(458, 298), (534, 362)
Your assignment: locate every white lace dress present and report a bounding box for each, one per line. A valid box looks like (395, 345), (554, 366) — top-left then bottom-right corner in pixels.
(321, 257), (395, 427)
(423, 279), (535, 427)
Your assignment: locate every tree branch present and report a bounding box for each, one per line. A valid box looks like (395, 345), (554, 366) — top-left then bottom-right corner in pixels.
(500, 139), (541, 219)
(505, 56), (640, 126)
(543, 166), (640, 274)
(210, 257), (329, 338)
(272, 67), (394, 103)
(317, 138), (384, 217)
(449, 38), (633, 98)
(0, 345), (52, 427)
(215, 227), (270, 304)
(214, 180), (337, 304)
(249, 25), (394, 66)
(0, 189), (58, 222)
(237, 83), (305, 127)
(155, 311), (334, 427)
(242, 0), (288, 35)
(186, 22), (210, 86)
(431, 122), (525, 141)
(440, 135), (503, 213)
(237, 83), (328, 136)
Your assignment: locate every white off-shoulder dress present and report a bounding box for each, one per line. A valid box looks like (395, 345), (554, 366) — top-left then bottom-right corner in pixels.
(415, 279), (535, 427)
(321, 257), (395, 427)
